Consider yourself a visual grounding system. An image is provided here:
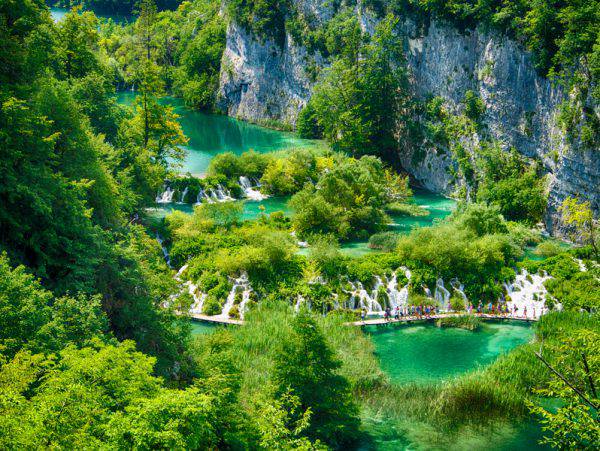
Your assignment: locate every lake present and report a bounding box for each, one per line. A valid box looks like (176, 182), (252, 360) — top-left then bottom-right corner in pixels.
(360, 320), (549, 450)
(50, 6), (132, 23)
(117, 92), (315, 176)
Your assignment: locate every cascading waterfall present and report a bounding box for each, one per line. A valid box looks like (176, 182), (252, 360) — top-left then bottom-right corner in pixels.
(156, 187), (175, 204)
(449, 278), (468, 309)
(434, 278), (451, 306)
(503, 269), (552, 319)
(220, 272), (252, 318)
(212, 184), (234, 202)
(295, 294), (305, 312)
(177, 186), (189, 204)
(196, 188), (214, 204)
(384, 268), (411, 310)
(344, 280), (384, 313)
(186, 282), (207, 315)
(174, 264), (188, 281)
(239, 176), (268, 201)
(156, 234), (172, 268)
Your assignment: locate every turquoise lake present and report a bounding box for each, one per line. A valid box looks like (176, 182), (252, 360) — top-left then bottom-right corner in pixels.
(116, 92), (315, 176)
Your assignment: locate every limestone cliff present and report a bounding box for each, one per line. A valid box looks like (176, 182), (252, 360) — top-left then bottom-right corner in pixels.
(217, 8), (599, 235)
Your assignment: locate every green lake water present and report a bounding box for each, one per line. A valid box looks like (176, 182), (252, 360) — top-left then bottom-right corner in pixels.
(340, 188), (457, 257)
(50, 7), (132, 23)
(364, 320), (533, 384)
(359, 321), (549, 450)
(190, 320), (222, 335)
(117, 92), (315, 176)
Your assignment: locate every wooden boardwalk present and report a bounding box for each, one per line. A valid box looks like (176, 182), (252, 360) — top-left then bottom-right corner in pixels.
(346, 313), (537, 327)
(190, 313), (244, 326)
(189, 312), (536, 327)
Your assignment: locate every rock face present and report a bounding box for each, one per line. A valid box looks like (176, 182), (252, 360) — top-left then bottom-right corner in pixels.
(217, 10), (599, 234)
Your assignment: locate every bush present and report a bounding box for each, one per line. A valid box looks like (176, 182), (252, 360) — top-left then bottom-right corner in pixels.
(368, 232), (399, 251)
(436, 315), (480, 331)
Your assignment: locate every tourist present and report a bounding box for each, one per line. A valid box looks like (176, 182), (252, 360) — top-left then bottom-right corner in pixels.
(361, 309), (367, 322)
(394, 306), (400, 320)
(524, 306), (528, 318)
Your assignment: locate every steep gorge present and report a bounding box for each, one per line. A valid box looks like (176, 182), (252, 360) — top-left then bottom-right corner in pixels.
(216, 1), (599, 236)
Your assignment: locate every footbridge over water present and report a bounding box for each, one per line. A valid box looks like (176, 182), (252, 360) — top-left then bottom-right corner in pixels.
(189, 312), (537, 327)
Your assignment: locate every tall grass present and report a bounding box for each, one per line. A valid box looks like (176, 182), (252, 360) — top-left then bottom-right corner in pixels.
(220, 299), (385, 400)
(436, 315), (482, 331)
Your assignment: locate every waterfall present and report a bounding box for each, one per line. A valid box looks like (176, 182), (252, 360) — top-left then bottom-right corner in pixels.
(213, 184), (234, 202)
(239, 176), (268, 201)
(344, 280), (383, 314)
(177, 186), (189, 204)
(174, 264), (188, 281)
(449, 278), (468, 310)
(295, 294), (305, 312)
(434, 278), (450, 306)
(220, 272), (251, 318)
(503, 269), (552, 319)
(156, 187), (175, 204)
(186, 282), (207, 315)
(156, 234), (172, 268)
(423, 285), (432, 297)
(383, 268), (411, 310)
(196, 188), (215, 205)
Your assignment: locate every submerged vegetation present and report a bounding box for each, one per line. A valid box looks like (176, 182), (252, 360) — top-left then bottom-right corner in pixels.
(0, 1), (598, 449)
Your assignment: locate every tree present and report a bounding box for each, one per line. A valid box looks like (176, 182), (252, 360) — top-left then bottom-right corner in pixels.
(272, 312), (360, 448)
(54, 7), (100, 80)
(0, 254), (52, 359)
(529, 329), (600, 450)
(305, 15), (410, 160)
(559, 196), (598, 257)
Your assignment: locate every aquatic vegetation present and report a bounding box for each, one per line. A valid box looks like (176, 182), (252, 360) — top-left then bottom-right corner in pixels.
(436, 315), (482, 331)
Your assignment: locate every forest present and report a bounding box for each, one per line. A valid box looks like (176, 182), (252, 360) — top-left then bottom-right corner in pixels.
(0, 0), (598, 449)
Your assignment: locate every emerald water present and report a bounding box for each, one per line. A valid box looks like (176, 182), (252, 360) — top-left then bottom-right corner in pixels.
(117, 92), (314, 176)
(339, 188), (456, 257)
(190, 320), (222, 335)
(365, 321), (533, 384)
(50, 7), (132, 23)
(146, 196), (293, 221)
(359, 321), (549, 450)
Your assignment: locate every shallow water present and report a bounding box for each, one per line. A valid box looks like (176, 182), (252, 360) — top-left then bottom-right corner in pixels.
(364, 320), (533, 384)
(117, 93), (315, 176)
(190, 320), (222, 335)
(340, 188), (456, 257)
(146, 196), (293, 221)
(50, 7), (132, 23)
(359, 320), (549, 450)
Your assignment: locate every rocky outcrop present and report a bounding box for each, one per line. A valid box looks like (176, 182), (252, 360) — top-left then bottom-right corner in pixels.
(217, 10), (599, 234)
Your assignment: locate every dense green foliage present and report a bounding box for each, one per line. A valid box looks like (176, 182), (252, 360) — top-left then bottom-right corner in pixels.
(54, 0), (181, 15)
(299, 15), (412, 162)
(2, 1), (598, 448)
(99, 0), (225, 110)
(522, 248), (600, 312)
(207, 148), (413, 241)
(0, 0), (191, 376)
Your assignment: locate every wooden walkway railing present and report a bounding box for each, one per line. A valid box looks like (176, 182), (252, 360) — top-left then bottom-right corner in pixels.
(346, 313), (537, 327)
(190, 313), (243, 326)
(188, 312), (537, 327)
